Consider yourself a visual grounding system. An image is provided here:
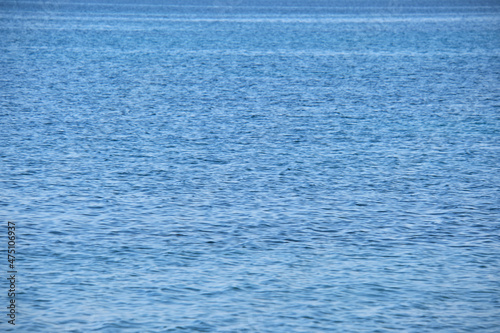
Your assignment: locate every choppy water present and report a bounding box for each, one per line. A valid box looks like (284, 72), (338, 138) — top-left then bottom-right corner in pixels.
(1, 0), (500, 332)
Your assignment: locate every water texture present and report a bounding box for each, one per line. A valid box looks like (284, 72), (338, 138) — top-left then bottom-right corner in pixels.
(1, 0), (499, 332)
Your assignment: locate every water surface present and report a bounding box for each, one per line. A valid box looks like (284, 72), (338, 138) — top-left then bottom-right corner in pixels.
(1, 0), (499, 332)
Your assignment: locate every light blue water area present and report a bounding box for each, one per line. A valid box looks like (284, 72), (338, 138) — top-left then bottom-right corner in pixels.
(1, 0), (500, 332)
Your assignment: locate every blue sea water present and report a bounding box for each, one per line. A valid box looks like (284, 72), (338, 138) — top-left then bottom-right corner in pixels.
(1, 0), (500, 332)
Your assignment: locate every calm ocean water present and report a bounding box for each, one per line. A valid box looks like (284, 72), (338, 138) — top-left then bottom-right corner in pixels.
(1, 0), (500, 332)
